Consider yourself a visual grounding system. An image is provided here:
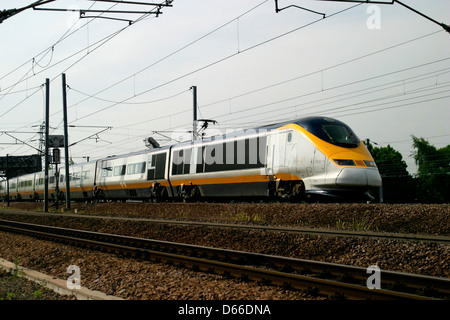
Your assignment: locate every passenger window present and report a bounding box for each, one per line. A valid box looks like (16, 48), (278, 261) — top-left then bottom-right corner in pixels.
(101, 167), (113, 177)
(114, 165), (126, 176)
(127, 162), (146, 175)
(82, 171), (90, 180)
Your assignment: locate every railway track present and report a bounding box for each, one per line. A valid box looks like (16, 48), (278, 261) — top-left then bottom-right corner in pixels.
(0, 218), (449, 300)
(1, 209), (449, 244)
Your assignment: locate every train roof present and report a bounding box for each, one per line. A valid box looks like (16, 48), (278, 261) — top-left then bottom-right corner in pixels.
(89, 116), (359, 161)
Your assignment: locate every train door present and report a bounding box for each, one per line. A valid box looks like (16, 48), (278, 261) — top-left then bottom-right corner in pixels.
(265, 134), (273, 176)
(286, 131), (299, 175)
(147, 152), (168, 180)
(266, 131), (288, 176)
(265, 134), (276, 177)
(313, 148), (326, 176)
(274, 131), (287, 174)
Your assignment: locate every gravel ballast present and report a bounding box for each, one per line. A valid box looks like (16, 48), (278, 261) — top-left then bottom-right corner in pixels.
(0, 202), (448, 300)
(0, 232), (319, 300)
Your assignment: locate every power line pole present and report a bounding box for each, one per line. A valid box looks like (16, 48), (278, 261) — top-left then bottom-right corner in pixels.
(62, 73), (71, 209)
(191, 85), (197, 140)
(44, 78), (50, 213)
(6, 155), (9, 208)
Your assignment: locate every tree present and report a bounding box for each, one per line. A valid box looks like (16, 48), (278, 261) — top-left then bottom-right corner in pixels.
(367, 142), (416, 203)
(412, 136), (450, 203)
(370, 144), (409, 178)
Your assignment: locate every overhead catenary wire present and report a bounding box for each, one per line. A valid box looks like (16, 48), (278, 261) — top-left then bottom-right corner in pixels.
(69, 27), (446, 129)
(308, 0), (450, 33)
(0, 0), (169, 111)
(64, 0), (271, 114)
(66, 3), (365, 125)
(0, 2), (405, 128)
(67, 86), (189, 105)
(30, 1), (441, 117)
(0, 2), (166, 122)
(0, 1), (168, 156)
(70, 59), (450, 160)
(77, 73), (450, 159)
(2, 1), (448, 162)
(0, 0), (104, 96)
(199, 58), (450, 124)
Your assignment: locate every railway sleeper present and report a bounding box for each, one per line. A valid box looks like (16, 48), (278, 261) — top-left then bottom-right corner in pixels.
(422, 286), (446, 299)
(391, 281), (419, 295)
(281, 282), (293, 291)
(221, 270), (233, 279)
(258, 278), (272, 287)
(2, 220), (447, 300)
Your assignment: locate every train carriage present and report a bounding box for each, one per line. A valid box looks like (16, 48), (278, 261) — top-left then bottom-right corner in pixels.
(16, 173), (37, 201)
(0, 179), (6, 200)
(94, 150), (169, 201)
(59, 161), (96, 201)
(168, 128), (269, 200)
(34, 169), (58, 200)
(6, 177), (19, 201)
(1, 117), (382, 203)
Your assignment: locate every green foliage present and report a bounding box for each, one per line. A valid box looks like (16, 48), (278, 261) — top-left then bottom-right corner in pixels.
(13, 258), (24, 278)
(368, 142), (416, 203)
(34, 289), (42, 299)
(411, 136), (450, 203)
(336, 210), (377, 231)
(370, 144), (409, 178)
(368, 137), (449, 203)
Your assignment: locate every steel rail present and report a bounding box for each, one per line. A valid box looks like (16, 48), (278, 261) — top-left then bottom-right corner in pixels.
(1, 210), (449, 245)
(0, 219), (448, 300)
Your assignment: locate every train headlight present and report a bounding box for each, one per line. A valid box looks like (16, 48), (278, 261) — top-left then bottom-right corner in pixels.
(333, 159), (356, 166)
(363, 160), (377, 167)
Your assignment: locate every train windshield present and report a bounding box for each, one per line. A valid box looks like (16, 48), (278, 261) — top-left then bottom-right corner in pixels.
(322, 124), (358, 146)
(293, 117), (360, 148)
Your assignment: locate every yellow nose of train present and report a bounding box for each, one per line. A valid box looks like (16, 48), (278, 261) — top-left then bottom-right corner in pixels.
(278, 116), (382, 200)
(330, 147), (381, 188)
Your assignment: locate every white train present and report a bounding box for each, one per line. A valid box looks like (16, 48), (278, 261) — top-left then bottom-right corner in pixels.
(0, 117), (382, 202)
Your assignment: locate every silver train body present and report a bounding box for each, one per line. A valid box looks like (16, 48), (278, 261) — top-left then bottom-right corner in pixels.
(0, 117), (382, 202)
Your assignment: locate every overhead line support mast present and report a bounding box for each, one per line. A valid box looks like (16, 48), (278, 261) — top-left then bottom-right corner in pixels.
(275, 0), (450, 33)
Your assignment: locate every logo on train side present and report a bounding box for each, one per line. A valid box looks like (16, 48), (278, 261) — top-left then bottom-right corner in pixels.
(170, 128), (270, 166)
(169, 127), (300, 176)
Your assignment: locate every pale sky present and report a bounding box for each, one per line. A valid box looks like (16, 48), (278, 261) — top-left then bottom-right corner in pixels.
(1, 0), (449, 175)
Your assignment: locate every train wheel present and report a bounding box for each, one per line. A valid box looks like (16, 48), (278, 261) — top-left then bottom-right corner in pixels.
(186, 185), (200, 203)
(180, 184), (200, 203)
(276, 180), (305, 202)
(149, 183), (169, 202)
(93, 188), (105, 203)
(291, 181), (306, 202)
